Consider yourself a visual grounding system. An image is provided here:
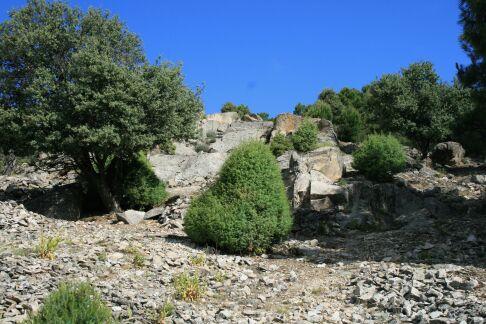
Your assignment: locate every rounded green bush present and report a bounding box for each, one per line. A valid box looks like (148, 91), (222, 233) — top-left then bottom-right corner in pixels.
(115, 153), (168, 210)
(270, 133), (293, 156)
(25, 282), (114, 324)
(184, 141), (292, 254)
(292, 119), (318, 152)
(352, 134), (406, 181)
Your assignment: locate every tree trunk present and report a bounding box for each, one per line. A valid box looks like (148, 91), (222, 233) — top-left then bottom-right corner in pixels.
(77, 153), (121, 213)
(93, 174), (121, 213)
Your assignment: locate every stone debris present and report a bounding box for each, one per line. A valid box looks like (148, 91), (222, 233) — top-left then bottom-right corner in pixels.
(2, 200), (483, 323)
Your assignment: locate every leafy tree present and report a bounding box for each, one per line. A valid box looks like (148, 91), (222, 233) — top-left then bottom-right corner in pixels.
(0, 0), (203, 211)
(317, 88), (345, 117)
(338, 87), (365, 110)
(184, 141), (292, 254)
(365, 62), (472, 156)
(221, 102), (250, 117)
(336, 105), (363, 142)
(303, 100), (333, 121)
(292, 119), (318, 152)
(270, 133), (293, 156)
(352, 134), (406, 182)
(456, 0), (486, 156)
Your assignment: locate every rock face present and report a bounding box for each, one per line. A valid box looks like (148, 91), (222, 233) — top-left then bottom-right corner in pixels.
(431, 141), (465, 166)
(280, 146), (345, 212)
(209, 121), (273, 153)
(200, 112), (239, 137)
(149, 152), (228, 198)
(271, 113), (302, 138)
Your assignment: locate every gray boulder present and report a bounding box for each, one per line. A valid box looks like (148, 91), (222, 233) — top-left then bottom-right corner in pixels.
(117, 209), (145, 225)
(430, 142), (465, 166)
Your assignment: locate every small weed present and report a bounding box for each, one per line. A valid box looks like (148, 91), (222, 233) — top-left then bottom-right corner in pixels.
(124, 245), (145, 268)
(97, 252), (107, 262)
(311, 287), (325, 295)
(155, 301), (175, 323)
(275, 305), (290, 315)
(173, 272), (206, 301)
(214, 271), (226, 283)
(318, 141), (334, 148)
(189, 254), (206, 266)
(337, 178), (348, 186)
(35, 234), (62, 260)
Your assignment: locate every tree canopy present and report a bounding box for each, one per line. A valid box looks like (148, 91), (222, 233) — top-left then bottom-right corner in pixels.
(0, 0), (203, 211)
(365, 62), (472, 155)
(456, 0), (486, 156)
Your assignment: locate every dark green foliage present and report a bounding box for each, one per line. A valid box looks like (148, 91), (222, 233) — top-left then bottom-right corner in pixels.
(336, 106), (363, 142)
(270, 133), (293, 156)
(292, 119), (318, 152)
(338, 87), (365, 110)
(112, 153), (167, 211)
(293, 103), (309, 116)
(303, 101), (333, 121)
(457, 0), (486, 156)
(221, 102), (250, 118)
(257, 112), (271, 121)
(352, 134), (406, 182)
(365, 62), (473, 155)
(184, 141), (292, 254)
(0, 0), (203, 211)
(317, 88), (346, 117)
(25, 282), (113, 324)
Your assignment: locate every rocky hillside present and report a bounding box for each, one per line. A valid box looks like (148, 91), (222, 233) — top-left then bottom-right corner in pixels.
(0, 112), (485, 323)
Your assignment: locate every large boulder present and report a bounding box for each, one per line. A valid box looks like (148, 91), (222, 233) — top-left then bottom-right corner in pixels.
(309, 181), (347, 212)
(200, 112), (239, 137)
(303, 147), (344, 182)
(430, 142), (465, 166)
(117, 209), (145, 225)
(209, 121), (273, 153)
(271, 113), (303, 138)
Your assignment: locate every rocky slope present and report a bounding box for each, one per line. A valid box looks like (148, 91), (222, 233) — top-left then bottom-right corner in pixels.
(1, 200), (484, 323)
(1, 113), (485, 323)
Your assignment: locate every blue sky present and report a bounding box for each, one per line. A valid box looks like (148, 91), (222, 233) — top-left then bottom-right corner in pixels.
(0, 0), (469, 116)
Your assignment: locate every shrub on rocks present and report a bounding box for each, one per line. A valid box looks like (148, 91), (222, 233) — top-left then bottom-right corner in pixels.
(270, 133), (293, 156)
(292, 119), (318, 153)
(112, 153), (168, 211)
(184, 141), (292, 254)
(352, 134), (406, 181)
(25, 282), (113, 323)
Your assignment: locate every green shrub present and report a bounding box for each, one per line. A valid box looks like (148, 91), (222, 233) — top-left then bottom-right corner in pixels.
(352, 134), (406, 181)
(114, 153), (168, 210)
(35, 235), (62, 260)
(270, 133), (293, 156)
(173, 272), (206, 301)
(292, 119), (318, 152)
(303, 101), (333, 121)
(184, 141), (292, 254)
(195, 142), (211, 153)
(221, 102), (250, 118)
(25, 282), (113, 324)
(336, 106), (363, 142)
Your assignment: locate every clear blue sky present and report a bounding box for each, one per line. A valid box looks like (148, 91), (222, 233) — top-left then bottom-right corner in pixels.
(0, 0), (469, 116)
